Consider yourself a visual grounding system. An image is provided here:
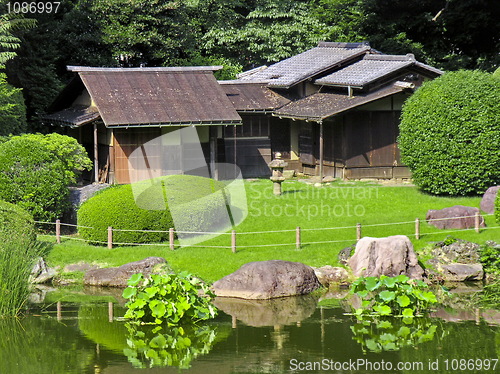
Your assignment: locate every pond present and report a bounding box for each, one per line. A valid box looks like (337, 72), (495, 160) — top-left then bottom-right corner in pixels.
(1, 287), (499, 374)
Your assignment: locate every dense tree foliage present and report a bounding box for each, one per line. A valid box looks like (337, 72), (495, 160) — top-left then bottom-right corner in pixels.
(398, 70), (500, 196)
(0, 72), (26, 135)
(2, 0), (498, 130)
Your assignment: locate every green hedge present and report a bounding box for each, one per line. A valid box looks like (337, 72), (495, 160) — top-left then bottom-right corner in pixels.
(398, 70), (500, 195)
(0, 200), (36, 247)
(77, 175), (229, 244)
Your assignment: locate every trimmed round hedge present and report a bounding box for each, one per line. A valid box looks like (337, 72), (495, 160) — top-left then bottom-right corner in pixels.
(398, 70), (500, 196)
(0, 200), (36, 247)
(77, 175), (229, 244)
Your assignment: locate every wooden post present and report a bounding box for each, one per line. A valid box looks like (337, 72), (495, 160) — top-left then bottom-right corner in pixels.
(318, 121), (324, 182)
(475, 212), (480, 233)
(94, 123), (99, 183)
(231, 230), (236, 253)
(415, 218), (420, 240)
(169, 228), (175, 250)
(56, 219), (61, 244)
(296, 226), (301, 249)
(356, 223), (362, 241)
(107, 227), (113, 249)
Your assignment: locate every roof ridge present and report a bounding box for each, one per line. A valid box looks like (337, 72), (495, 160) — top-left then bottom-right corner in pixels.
(317, 41), (371, 49)
(67, 66), (223, 73)
(364, 54), (416, 62)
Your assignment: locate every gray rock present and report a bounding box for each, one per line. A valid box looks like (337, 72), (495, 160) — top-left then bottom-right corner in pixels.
(431, 239), (481, 264)
(480, 186), (500, 214)
(426, 205), (485, 230)
(348, 235), (424, 279)
(212, 260), (321, 299)
(426, 239), (484, 282)
(84, 257), (167, 287)
(338, 245), (355, 266)
(438, 263), (484, 282)
(312, 266), (350, 287)
(30, 257), (58, 284)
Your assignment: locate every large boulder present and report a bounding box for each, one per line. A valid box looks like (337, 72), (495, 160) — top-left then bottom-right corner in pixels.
(480, 186), (500, 214)
(84, 257), (167, 287)
(426, 205), (485, 229)
(348, 235), (424, 279)
(212, 260), (321, 299)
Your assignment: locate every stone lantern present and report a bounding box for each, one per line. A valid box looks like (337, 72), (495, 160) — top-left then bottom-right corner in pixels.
(268, 152), (288, 196)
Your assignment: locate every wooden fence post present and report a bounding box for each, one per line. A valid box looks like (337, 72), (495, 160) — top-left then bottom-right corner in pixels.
(107, 227), (113, 249)
(475, 212), (480, 233)
(55, 219), (61, 244)
(296, 226), (301, 249)
(415, 218), (420, 240)
(231, 230), (236, 253)
(169, 228), (175, 250)
(356, 223), (362, 241)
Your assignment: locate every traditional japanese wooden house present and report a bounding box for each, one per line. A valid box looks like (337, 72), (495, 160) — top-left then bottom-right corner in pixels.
(43, 66), (242, 184)
(222, 42), (443, 179)
(43, 42), (442, 182)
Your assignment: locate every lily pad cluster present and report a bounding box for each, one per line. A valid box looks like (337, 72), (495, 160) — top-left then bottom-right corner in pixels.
(350, 275), (437, 320)
(123, 272), (218, 325)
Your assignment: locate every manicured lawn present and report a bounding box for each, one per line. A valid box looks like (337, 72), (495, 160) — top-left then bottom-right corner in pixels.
(42, 179), (498, 283)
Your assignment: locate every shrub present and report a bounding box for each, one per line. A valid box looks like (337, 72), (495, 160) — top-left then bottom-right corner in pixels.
(10, 133), (93, 183)
(78, 184), (174, 244)
(0, 200), (36, 246)
(0, 201), (42, 316)
(0, 137), (70, 221)
(398, 70), (500, 195)
(78, 175), (229, 244)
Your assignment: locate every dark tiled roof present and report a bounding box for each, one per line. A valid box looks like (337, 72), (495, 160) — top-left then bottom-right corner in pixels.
(238, 42), (371, 88)
(274, 82), (410, 122)
(219, 81), (290, 112)
(315, 54), (443, 88)
(68, 66), (241, 127)
(41, 105), (100, 127)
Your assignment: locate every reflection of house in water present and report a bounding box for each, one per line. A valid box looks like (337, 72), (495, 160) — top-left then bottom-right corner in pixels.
(42, 42), (442, 183)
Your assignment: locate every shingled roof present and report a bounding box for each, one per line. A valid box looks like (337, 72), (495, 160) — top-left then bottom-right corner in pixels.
(273, 82), (413, 122)
(219, 81), (290, 112)
(45, 66), (242, 128)
(238, 42), (372, 89)
(315, 54), (443, 88)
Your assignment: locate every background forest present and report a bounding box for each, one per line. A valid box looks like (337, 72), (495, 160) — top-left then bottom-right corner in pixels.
(1, 0), (499, 132)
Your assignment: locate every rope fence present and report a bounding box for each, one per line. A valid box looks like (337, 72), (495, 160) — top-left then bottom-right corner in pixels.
(34, 213), (497, 252)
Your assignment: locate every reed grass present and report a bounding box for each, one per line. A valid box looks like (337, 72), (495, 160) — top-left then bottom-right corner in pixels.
(0, 237), (43, 316)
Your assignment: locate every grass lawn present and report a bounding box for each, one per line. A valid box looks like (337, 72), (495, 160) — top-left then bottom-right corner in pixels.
(42, 179), (498, 283)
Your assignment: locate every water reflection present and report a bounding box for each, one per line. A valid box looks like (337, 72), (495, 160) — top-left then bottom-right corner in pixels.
(214, 294), (318, 327)
(0, 287), (497, 373)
